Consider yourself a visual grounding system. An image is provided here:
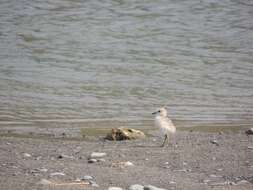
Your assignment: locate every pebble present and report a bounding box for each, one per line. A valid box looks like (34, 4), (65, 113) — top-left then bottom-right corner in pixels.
(210, 140), (219, 146)
(23, 153), (32, 158)
(89, 180), (99, 187)
(97, 158), (106, 162)
(50, 172), (65, 176)
(37, 179), (52, 185)
(88, 158), (98, 163)
(144, 185), (166, 190)
(169, 181), (176, 184)
(128, 184), (144, 190)
(247, 146), (253, 149)
(90, 152), (107, 158)
(58, 154), (74, 159)
(124, 161), (134, 166)
(80, 175), (93, 181)
(245, 128), (253, 135)
(108, 187), (123, 190)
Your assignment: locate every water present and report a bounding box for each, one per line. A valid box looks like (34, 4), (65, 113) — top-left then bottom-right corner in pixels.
(0, 0), (253, 127)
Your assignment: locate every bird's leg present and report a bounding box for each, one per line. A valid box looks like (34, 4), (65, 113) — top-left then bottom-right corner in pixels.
(161, 134), (168, 147)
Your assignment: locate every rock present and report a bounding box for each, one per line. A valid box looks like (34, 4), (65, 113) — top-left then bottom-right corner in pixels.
(210, 140), (219, 146)
(247, 146), (253, 149)
(23, 153), (32, 158)
(105, 128), (146, 141)
(128, 184), (144, 190)
(50, 172), (65, 176)
(124, 161), (134, 166)
(245, 128), (253, 135)
(37, 179), (52, 185)
(144, 185), (166, 190)
(80, 176), (93, 181)
(57, 154), (74, 159)
(88, 158), (98, 163)
(169, 181), (176, 184)
(108, 187), (123, 190)
(111, 161), (134, 168)
(89, 180), (99, 187)
(90, 152), (107, 158)
(97, 158), (106, 162)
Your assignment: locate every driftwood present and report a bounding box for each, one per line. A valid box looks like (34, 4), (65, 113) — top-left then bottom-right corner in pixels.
(105, 128), (146, 141)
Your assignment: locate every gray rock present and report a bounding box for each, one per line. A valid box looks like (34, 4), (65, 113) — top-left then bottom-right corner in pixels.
(88, 158), (97, 163)
(37, 179), (52, 185)
(23, 153), (32, 158)
(90, 152), (107, 158)
(50, 172), (65, 176)
(128, 184), (144, 190)
(89, 180), (99, 187)
(245, 128), (253, 135)
(108, 187), (123, 190)
(144, 185), (166, 190)
(80, 175), (93, 180)
(97, 158), (106, 162)
(210, 140), (219, 146)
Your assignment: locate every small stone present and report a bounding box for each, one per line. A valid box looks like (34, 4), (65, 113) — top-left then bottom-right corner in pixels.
(88, 158), (97, 163)
(90, 152), (107, 158)
(210, 140), (219, 146)
(80, 175), (93, 181)
(37, 179), (52, 185)
(128, 184), (144, 190)
(245, 128), (253, 135)
(23, 153), (32, 158)
(183, 162), (187, 166)
(216, 168), (223, 171)
(124, 161), (134, 166)
(144, 185), (166, 190)
(37, 168), (48, 172)
(108, 187), (123, 190)
(169, 181), (176, 184)
(58, 154), (74, 159)
(97, 158), (106, 162)
(89, 180), (99, 187)
(247, 146), (253, 149)
(50, 172), (65, 176)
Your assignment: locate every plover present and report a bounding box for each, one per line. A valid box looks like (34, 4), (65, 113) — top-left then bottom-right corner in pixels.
(152, 107), (176, 147)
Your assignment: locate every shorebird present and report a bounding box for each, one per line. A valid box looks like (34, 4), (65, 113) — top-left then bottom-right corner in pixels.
(152, 107), (176, 147)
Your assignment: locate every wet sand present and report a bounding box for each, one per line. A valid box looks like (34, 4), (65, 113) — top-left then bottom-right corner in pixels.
(0, 127), (252, 190)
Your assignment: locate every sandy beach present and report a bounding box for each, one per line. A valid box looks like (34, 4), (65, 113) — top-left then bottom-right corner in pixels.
(0, 126), (252, 190)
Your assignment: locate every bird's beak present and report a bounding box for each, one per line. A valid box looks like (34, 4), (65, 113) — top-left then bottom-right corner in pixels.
(152, 111), (157, 115)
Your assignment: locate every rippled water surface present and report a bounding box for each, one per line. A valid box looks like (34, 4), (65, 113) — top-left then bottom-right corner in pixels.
(0, 0), (253, 126)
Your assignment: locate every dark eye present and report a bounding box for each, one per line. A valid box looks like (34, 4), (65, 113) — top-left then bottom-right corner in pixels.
(158, 110), (161, 112)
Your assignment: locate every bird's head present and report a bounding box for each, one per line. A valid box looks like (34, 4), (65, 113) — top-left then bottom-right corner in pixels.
(152, 107), (168, 117)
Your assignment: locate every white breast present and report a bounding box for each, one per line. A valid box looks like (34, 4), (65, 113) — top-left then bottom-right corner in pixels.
(155, 116), (176, 135)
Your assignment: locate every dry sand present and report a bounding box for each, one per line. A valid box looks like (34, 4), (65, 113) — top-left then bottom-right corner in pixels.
(0, 128), (252, 190)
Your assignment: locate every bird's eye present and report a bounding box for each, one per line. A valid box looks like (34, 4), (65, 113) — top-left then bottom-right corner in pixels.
(158, 110), (161, 112)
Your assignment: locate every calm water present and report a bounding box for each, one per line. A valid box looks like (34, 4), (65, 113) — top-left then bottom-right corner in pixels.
(0, 0), (253, 127)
